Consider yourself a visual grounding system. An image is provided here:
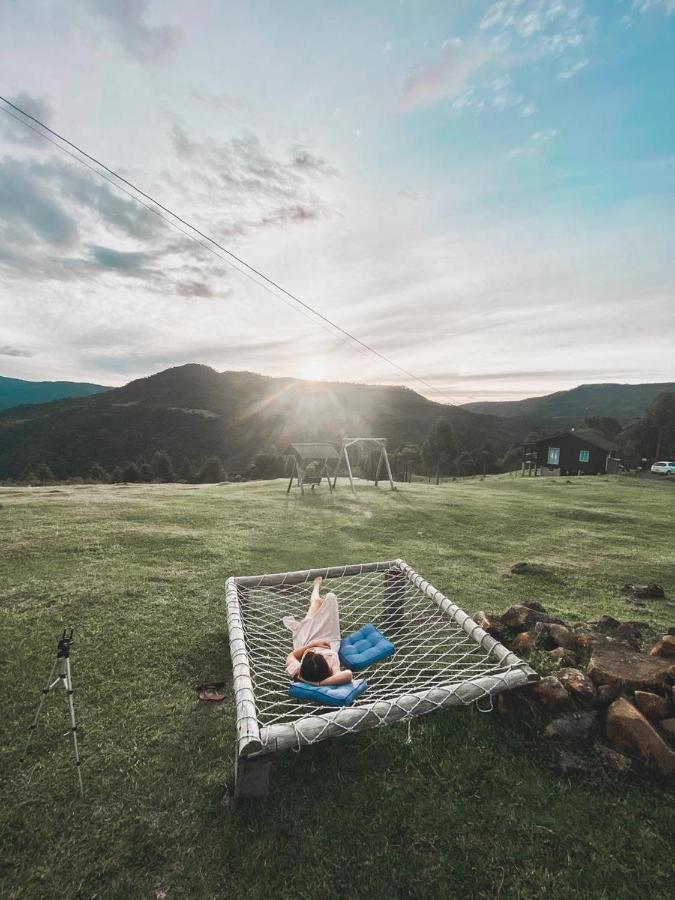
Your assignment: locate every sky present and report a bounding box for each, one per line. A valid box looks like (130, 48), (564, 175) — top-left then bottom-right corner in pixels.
(0, 0), (673, 404)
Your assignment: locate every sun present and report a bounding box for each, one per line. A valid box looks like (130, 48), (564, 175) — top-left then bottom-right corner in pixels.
(296, 360), (327, 382)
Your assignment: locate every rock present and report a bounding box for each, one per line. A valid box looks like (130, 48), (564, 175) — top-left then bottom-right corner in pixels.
(605, 698), (675, 779)
(511, 631), (536, 654)
(596, 684), (620, 705)
(530, 676), (572, 711)
(510, 562), (530, 574)
(557, 749), (593, 775)
(587, 637), (675, 693)
(614, 623), (642, 650)
(545, 711), (597, 742)
(594, 742), (632, 775)
(548, 647), (579, 667)
(668, 628), (675, 637)
(633, 691), (672, 723)
(523, 599), (545, 611)
(557, 668), (597, 706)
(596, 615), (621, 631)
(501, 604), (563, 632)
(660, 719), (675, 742)
(650, 635), (675, 659)
(547, 624), (578, 652)
(628, 584), (665, 600)
(573, 625), (598, 649)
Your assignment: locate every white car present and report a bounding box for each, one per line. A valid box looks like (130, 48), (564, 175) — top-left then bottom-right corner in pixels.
(651, 461), (675, 475)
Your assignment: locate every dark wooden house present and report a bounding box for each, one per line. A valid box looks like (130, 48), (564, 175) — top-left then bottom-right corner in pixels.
(522, 428), (620, 476)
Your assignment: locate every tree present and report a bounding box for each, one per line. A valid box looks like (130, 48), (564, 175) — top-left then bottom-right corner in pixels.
(645, 391), (675, 459)
(110, 466), (123, 483)
(422, 418), (456, 483)
(391, 443), (421, 481)
(122, 462), (140, 483)
(583, 416), (622, 440)
(35, 463), (55, 484)
(89, 463), (108, 482)
(139, 462), (153, 482)
(247, 451), (284, 480)
(151, 450), (175, 483)
(196, 456), (226, 483)
(177, 457), (195, 483)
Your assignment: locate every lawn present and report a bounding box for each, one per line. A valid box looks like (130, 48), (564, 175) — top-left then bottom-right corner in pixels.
(1, 475), (674, 899)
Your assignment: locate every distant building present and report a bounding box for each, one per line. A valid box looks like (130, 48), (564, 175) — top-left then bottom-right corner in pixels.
(522, 428), (620, 476)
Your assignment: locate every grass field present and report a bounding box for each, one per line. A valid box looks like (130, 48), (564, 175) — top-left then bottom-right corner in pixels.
(1, 475), (674, 899)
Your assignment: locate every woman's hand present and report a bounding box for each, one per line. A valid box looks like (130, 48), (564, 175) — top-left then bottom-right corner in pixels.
(313, 575), (322, 588)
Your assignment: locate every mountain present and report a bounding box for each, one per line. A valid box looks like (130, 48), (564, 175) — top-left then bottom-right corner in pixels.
(461, 382), (675, 422)
(0, 364), (529, 479)
(0, 375), (110, 412)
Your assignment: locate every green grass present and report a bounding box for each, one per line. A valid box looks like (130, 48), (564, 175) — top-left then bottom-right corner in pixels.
(1, 475), (674, 899)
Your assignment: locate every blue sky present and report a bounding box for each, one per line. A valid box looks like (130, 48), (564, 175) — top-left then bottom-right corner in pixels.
(0, 0), (673, 402)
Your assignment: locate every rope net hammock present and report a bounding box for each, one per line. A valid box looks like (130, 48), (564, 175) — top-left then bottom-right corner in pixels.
(226, 560), (538, 761)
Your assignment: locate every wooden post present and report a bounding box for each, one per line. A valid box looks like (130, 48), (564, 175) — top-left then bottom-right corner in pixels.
(286, 458), (297, 493)
(234, 752), (273, 800)
(383, 566), (405, 631)
(374, 447), (383, 486)
(234, 559), (396, 588)
(296, 460), (305, 495)
(224, 578), (262, 758)
(343, 443), (356, 494)
(382, 443), (396, 491)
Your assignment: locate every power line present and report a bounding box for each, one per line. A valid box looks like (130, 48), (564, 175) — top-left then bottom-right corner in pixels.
(0, 94), (463, 405)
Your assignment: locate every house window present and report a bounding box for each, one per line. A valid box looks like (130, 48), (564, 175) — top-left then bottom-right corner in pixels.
(579, 449), (590, 463)
(547, 447), (560, 465)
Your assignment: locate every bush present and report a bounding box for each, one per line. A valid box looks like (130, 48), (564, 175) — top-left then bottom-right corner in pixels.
(151, 451), (175, 483)
(123, 462), (140, 483)
(196, 456), (226, 483)
(139, 463), (153, 482)
(110, 466), (123, 484)
(35, 463), (55, 484)
(89, 463), (108, 482)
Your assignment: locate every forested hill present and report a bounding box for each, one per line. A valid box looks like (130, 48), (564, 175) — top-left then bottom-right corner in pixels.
(0, 364), (527, 479)
(0, 375), (110, 411)
(461, 382), (675, 421)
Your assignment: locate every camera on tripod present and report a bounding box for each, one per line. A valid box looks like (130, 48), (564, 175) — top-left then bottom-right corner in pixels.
(57, 628), (74, 659)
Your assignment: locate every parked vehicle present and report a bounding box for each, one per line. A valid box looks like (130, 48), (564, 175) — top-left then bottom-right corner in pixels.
(650, 460), (675, 475)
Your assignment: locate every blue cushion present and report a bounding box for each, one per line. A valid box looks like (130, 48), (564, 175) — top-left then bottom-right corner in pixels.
(339, 624), (396, 671)
(289, 678), (368, 707)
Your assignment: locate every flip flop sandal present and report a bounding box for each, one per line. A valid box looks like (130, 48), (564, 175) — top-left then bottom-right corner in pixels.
(199, 687), (225, 702)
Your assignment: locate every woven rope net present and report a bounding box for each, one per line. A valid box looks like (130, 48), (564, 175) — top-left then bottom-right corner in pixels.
(229, 561), (534, 752)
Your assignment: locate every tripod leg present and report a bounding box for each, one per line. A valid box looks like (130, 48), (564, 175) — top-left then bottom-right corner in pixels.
(23, 658), (59, 759)
(63, 658), (84, 795)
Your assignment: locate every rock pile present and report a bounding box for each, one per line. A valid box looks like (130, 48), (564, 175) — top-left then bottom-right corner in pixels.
(475, 600), (675, 781)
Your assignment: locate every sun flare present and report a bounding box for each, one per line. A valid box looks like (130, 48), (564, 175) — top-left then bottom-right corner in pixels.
(296, 360), (327, 382)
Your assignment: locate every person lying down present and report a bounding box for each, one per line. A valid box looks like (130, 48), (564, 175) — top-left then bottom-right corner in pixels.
(283, 576), (354, 686)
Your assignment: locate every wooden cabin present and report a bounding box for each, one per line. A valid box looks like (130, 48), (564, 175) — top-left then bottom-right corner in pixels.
(522, 428), (620, 476)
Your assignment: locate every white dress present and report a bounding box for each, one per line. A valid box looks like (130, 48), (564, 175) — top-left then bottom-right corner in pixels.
(283, 591), (341, 653)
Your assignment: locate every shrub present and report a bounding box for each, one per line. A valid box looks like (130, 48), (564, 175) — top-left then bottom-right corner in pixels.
(196, 456), (226, 483)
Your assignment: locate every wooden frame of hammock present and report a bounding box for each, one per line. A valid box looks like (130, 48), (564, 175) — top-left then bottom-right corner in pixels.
(225, 559), (538, 799)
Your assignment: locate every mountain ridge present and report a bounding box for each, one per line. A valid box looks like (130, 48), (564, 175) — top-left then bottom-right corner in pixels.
(0, 375), (110, 412)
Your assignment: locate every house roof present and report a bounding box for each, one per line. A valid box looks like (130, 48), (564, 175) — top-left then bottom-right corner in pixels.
(289, 442), (340, 460)
(526, 428), (617, 453)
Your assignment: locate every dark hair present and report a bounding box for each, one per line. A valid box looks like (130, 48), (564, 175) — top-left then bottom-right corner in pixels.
(300, 651), (331, 683)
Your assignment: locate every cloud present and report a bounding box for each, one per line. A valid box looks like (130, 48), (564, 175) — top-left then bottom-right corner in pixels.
(0, 345), (33, 358)
(0, 157), (79, 248)
(559, 58), (589, 80)
(174, 281), (216, 298)
(508, 128), (557, 159)
(89, 0), (179, 63)
(521, 101), (538, 116)
(0, 92), (53, 146)
(632, 0), (675, 14)
(86, 244), (154, 276)
(400, 40), (488, 111)
(167, 124), (336, 238)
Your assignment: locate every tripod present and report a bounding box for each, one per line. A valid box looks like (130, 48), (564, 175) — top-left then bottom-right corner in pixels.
(24, 628), (84, 795)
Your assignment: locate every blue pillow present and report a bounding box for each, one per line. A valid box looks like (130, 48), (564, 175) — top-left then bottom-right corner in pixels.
(339, 624), (396, 671)
(289, 678), (368, 707)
